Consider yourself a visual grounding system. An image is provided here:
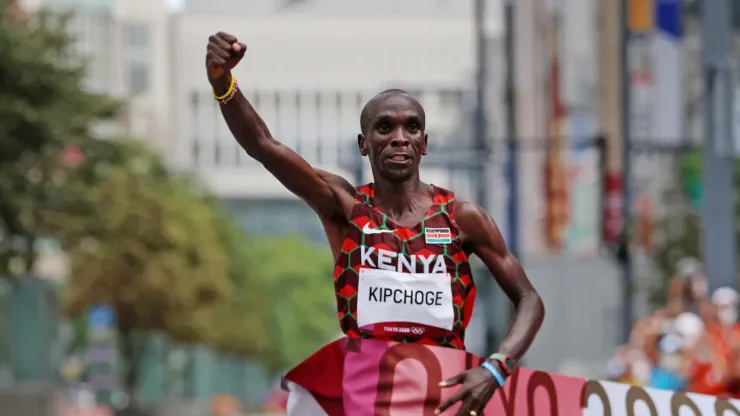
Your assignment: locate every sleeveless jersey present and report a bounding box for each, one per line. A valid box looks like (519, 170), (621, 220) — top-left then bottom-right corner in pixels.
(332, 183), (477, 349)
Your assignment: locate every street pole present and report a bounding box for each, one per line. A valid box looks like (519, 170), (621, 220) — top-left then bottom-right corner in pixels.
(354, 92), (365, 185)
(701, 0), (736, 292)
(474, 0), (488, 171)
(473, 0), (497, 354)
(619, 0), (634, 343)
(505, 0), (518, 259)
(502, 0), (520, 362)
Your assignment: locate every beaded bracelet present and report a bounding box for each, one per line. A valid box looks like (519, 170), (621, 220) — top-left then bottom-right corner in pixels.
(217, 80), (239, 105)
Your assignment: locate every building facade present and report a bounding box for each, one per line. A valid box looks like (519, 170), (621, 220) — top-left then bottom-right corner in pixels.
(170, 2), (504, 240)
(34, 0), (174, 153)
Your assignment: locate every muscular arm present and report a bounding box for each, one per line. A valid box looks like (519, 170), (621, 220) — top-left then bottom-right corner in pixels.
(212, 75), (354, 220)
(455, 199), (544, 361)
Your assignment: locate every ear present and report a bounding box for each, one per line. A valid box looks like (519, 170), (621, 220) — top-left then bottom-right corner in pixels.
(358, 134), (368, 156)
(421, 133), (428, 156)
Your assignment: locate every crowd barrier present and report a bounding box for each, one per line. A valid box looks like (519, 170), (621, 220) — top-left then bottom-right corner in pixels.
(284, 337), (740, 415)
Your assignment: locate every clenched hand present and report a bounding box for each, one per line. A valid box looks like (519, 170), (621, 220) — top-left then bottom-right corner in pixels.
(206, 32), (246, 83)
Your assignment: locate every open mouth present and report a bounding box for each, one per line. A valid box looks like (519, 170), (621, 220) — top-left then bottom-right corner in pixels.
(389, 154), (411, 162)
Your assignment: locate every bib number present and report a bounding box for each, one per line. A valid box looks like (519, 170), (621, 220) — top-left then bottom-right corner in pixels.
(357, 268), (454, 332)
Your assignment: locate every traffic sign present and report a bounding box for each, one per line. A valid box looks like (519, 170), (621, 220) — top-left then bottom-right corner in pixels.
(87, 305), (115, 331)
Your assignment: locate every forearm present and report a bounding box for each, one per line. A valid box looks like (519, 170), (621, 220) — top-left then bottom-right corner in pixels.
(211, 73), (274, 159)
(494, 291), (544, 361)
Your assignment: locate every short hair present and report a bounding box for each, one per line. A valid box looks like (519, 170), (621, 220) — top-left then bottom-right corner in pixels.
(359, 89), (425, 134)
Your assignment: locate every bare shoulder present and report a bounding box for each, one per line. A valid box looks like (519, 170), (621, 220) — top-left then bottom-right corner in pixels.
(316, 169), (355, 197)
(315, 169), (356, 219)
(453, 198), (492, 229)
(453, 198), (504, 247)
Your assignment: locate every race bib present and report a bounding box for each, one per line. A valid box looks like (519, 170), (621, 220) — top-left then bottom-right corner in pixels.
(357, 268), (454, 331)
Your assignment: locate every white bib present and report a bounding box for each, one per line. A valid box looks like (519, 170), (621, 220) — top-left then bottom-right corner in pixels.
(356, 268), (454, 331)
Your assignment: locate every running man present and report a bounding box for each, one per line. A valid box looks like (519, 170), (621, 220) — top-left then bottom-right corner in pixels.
(206, 32), (545, 415)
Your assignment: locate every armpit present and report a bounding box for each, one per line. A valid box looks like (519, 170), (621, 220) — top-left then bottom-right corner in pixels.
(316, 169), (356, 199)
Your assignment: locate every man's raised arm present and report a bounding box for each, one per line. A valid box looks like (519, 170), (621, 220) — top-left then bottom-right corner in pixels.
(206, 32), (353, 219)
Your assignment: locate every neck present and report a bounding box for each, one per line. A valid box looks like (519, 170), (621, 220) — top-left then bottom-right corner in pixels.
(373, 175), (426, 217)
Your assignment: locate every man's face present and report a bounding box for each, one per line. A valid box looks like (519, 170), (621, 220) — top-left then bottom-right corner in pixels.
(358, 94), (427, 181)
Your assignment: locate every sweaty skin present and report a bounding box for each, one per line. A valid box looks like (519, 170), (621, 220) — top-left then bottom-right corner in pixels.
(206, 32), (545, 416)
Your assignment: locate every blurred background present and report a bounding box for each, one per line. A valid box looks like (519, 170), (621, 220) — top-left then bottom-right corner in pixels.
(1, 0), (739, 414)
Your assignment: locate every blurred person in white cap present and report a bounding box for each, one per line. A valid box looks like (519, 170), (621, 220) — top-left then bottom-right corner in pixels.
(650, 332), (689, 391)
(712, 287), (740, 328)
(701, 286), (740, 397)
(675, 312), (705, 348)
(708, 287), (740, 357)
(663, 312), (730, 394)
(673, 308), (731, 395)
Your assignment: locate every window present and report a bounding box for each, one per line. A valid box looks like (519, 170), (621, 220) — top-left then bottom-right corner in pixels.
(128, 62), (149, 95)
(124, 22), (151, 95)
(126, 23), (149, 49)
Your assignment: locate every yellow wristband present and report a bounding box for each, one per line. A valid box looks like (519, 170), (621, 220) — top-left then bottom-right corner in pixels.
(213, 73), (235, 101)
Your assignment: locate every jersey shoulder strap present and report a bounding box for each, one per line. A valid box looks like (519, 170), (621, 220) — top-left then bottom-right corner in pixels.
(354, 183), (374, 204)
(432, 186), (457, 216)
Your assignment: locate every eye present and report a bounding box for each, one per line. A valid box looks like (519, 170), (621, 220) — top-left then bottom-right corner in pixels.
(407, 123), (420, 133)
(377, 124), (390, 134)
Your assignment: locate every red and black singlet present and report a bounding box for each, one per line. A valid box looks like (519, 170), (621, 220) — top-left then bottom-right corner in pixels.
(332, 183), (477, 349)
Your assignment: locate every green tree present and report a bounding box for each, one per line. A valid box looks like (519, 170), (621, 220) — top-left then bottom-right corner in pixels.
(649, 151), (740, 305)
(247, 236), (337, 374)
(189, 205), (338, 374)
(205, 203), (270, 356)
(649, 208), (702, 306)
(60, 141), (233, 402)
(0, 4), (118, 276)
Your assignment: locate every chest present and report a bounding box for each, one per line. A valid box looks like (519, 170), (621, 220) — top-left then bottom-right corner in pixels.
(350, 212), (460, 273)
(380, 206), (430, 229)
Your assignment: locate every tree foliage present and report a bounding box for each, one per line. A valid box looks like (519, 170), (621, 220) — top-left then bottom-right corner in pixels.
(0, 3), (118, 276)
(60, 143), (233, 340)
(57, 143), (339, 377)
(248, 236), (336, 374)
(203, 203), (270, 356)
(649, 151), (740, 305)
(649, 207), (702, 306)
(55, 141), (241, 402)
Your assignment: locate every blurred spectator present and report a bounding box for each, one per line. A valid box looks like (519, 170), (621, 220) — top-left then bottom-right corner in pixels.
(677, 257), (707, 315)
(650, 333), (687, 391)
(607, 261), (740, 397)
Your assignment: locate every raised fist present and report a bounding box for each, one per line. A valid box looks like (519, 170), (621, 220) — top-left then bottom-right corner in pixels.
(206, 32), (246, 82)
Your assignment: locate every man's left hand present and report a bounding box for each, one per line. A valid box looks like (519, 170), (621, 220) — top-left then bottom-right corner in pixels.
(435, 364), (501, 415)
